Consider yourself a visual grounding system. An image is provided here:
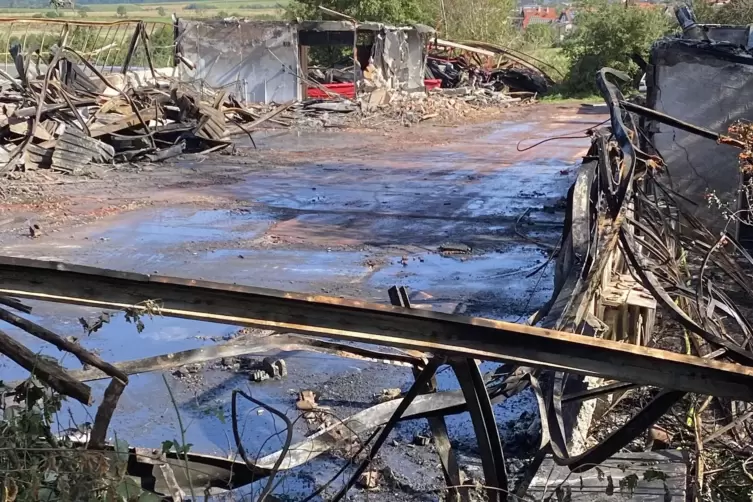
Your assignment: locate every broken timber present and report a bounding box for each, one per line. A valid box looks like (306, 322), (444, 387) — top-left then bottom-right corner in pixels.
(1, 257), (753, 400)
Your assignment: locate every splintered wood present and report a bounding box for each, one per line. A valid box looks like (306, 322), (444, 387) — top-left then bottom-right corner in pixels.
(0, 23), (263, 176)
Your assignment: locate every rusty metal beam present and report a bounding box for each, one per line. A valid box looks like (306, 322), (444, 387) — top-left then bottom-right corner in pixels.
(1, 256), (753, 401)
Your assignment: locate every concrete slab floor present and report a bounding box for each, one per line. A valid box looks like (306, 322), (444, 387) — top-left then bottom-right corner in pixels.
(0, 103), (606, 499)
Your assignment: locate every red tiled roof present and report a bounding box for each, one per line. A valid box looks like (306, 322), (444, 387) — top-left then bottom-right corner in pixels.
(521, 6), (558, 28)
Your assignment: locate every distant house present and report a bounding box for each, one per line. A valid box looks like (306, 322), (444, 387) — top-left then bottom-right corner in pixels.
(521, 6), (558, 29)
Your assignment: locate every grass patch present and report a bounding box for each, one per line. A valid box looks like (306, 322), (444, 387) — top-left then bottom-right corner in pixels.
(540, 93), (603, 104)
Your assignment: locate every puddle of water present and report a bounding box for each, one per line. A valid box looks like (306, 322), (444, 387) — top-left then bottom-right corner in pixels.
(0, 116), (582, 469)
(179, 249), (371, 289)
(481, 121), (536, 141)
(244, 128), (375, 152)
(59, 349), (402, 457)
(0, 300), (236, 382)
(458, 159), (577, 219)
(370, 248), (550, 298)
(93, 208), (271, 246)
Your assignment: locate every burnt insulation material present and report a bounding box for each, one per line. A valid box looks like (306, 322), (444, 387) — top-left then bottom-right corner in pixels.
(646, 37), (753, 234)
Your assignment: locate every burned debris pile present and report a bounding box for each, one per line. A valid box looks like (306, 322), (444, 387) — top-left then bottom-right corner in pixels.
(0, 46), (528, 177)
(0, 18), (539, 178)
(426, 39), (555, 96)
(244, 86), (526, 131)
(0, 44), (239, 175)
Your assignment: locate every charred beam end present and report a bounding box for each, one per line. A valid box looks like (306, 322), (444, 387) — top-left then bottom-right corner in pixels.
(0, 295), (32, 314)
(0, 306), (128, 384)
(0, 328), (92, 405)
(1, 257), (753, 401)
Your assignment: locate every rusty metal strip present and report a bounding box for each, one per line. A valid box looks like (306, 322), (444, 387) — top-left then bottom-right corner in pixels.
(92, 25), (113, 69)
(452, 358), (507, 502)
(2, 256), (753, 399)
(0, 18), (167, 27)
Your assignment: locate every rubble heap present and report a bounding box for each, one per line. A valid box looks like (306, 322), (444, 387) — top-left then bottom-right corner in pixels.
(0, 44), (240, 175)
(0, 45), (527, 177)
(244, 87), (526, 131)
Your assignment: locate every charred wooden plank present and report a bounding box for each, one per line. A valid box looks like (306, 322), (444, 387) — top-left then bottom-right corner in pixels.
(51, 127), (115, 173)
(24, 144), (53, 170)
(0, 327), (91, 404)
(0, 306), (127, 383)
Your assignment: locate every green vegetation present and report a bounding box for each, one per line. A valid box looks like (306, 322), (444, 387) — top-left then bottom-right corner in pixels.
(558, 0), (672, 95)
(0, 377), (160, 502)
(524, 24), (557, 48)
(185, 2), (216, 8)
(692, 0), (753, 24)
(0, 0), (285, 22)
(286, 0), (428, 25)
(285, 0), (518, 42)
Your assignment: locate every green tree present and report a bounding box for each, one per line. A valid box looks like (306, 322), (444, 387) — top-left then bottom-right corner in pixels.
(433, 0), (517, 42)
(76, 5), (90, 17)
(524, 23), (557, 48)
(286, 0), (429, 24)
(157, 5), (166, 16)
(116, 5), (127, 17)
(691, 0), (753, 24)
(560, 0), (671, 95)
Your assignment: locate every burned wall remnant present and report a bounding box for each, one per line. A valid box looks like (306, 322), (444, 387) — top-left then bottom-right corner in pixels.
(177, 19), (431, 103)
(368, 23), (432, 91)
(177, 20), (300, 104)
(298, 21), (433, 93)
(646, 32), (753, 233)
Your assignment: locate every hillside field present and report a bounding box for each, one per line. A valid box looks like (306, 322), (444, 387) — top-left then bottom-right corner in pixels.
(0, 0), (286, 22)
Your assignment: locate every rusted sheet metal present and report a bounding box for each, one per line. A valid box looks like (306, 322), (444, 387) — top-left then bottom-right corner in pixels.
(1, 256), (753, 400)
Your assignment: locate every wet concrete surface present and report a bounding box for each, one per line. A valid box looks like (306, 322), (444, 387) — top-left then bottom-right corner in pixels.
(0, 104), (604, 498)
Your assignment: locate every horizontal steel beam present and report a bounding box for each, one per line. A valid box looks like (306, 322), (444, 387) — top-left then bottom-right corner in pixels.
(1, 256), (753, 400)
